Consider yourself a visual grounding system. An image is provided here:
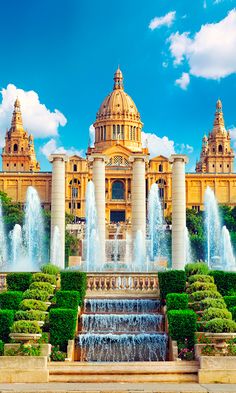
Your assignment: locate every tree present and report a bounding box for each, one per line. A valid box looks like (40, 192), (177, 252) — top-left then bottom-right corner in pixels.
(0, 191), (23, 233)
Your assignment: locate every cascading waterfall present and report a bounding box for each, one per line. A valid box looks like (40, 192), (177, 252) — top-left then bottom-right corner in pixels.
(0, 198), (7, 268)
(77, 298), (167, 362)
(134, 230), (145, 271)
(185, 227), (193, 265)
(51, 225), (62, 268)
(204, 186), (222, 268)
(85, 181), (99, 271)
(113, 225), (120, 266)
(221, 226), (236, 270)
(147, 183), (168, 263)
(9, 224), (24, 269)
(23, 186), (46, 267)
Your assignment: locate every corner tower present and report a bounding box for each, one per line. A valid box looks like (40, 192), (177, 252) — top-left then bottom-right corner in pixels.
(196, 99), (234, 173)
(2, 98), (40, 172)
(92, 67), (143, 153)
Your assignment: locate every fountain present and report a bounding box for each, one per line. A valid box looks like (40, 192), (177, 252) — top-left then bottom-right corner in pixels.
(0, 198), (7, 269)
(133, 230), (145, 271)
(51, 225), (62, 268)
(9, 224), (24, 270)
(204, 186), (236, 270)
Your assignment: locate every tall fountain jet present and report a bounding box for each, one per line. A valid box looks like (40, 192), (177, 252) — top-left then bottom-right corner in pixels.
(85, 181), (99, 271)
(221, 226), (236, 270)
(0, 198), (7, 268)
(147, 183), (167, 263)
(204, 186), (222, 268)
(9, 224), (24, 270)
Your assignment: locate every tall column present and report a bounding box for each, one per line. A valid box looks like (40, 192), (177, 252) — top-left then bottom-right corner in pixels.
(90, 155), (106, 264)
(49, 154), (67, 268)
(130, 156), (147, 241)
(170, 154), (188, 270)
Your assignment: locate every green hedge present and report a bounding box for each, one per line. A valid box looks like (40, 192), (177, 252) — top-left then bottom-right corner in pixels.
(224, 296), (236, 310)
(23, 289), (49, 302)
(0, 310), (14, 342)
(32, 273), (56, 285)
(210, 271), (236, 296)
(230, 306), (236, 321)
(167, 309), (197, 348)
(205, 318), (236, 333)
(185, 262), (209, 277)
(56, 291), (82, 309)
(60, 271), (87, 299)
(49, 308), (77, 351)
(188, 274), (214, 284)
(0, 291), (23, 310)
(166, 293), (188, 311)
(0, 340), (4, 355)
(19, 299), (49, 311)
(158, 270), (186, 302)
(6, 273), (32, 292)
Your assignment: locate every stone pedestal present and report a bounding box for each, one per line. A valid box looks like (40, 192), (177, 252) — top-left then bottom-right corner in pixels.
(130, 156), (147, 243)
(90, 155), (106, 264)
(170, 155), (188, 270)
(49, 154), (67, 269)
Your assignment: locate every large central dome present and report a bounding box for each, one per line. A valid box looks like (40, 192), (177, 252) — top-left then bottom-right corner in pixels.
(93, 68), (143, 153)
(96, 68), (141, 122)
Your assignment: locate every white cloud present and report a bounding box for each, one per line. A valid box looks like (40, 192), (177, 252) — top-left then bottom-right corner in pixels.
(177, 143), (194, 154)
(142, 132), (175, 158)
(228, 127), (236, 148)
(149, 11), (176, 30)
(175, 72), (190, 90)
(40, 138), (84, 159)
(89, 124), (95, 147)
(0, 84), (67, 147)
(168, 9), (236, 79)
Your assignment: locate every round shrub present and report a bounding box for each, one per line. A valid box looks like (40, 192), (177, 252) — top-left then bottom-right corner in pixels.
(15, 310), (46, 322)
(166, 293), (188, 311)
(205, 318), (236, 333)
(19, 299), (48, 312)
(11, 320), (42, 334)
(188, 274), (214, 284)
(202, 307), (232, 321)
(200, 297), (227, 310)
(0, 291), (23, 310)
(187, 282), (217, 294)
(189, 290), (222, 302)
(41, 263), (60, 275)
(23, 289), (49, 302)
(29, 281), (54, 294)
(32, 273), (56, 285)
(185, 262), (209, 278)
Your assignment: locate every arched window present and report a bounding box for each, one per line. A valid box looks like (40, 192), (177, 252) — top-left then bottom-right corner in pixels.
(112, 181), (125, 200)
(159, 164), (163, 172)
(104, 125), (106, 140)
(73, 164), (77, 172)
(113, 125), (116, 139)
(218, 144), (223, 153)
(13, 144), (18, 152)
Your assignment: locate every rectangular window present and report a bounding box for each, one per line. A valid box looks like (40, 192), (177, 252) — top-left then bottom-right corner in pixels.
(72, 188), (78, 198)
(77, 202), (81, 209)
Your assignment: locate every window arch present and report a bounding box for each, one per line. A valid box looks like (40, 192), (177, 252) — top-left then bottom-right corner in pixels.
(159, 164), (163, 172)
(13, 144), (18, 152)
(73, 164), (77, 172)
(112, 181), (125, 200)
(218, 144), (223, 153)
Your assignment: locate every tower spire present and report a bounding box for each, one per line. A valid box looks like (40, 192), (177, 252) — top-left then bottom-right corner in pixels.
(10, 97), (24, 132)
(113, 67), (124, 90)
(213, 98), (225, 129)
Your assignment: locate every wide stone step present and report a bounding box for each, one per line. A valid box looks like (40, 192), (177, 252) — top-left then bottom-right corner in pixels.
(49, 361), (199, 383)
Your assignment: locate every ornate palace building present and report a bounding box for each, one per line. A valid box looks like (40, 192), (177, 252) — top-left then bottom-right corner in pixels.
(0, 68), (236, 237)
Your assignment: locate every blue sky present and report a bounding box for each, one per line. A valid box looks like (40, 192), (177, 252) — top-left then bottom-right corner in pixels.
(0, 0), (236, 171)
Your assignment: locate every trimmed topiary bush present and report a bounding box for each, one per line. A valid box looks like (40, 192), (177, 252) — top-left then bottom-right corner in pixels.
(187, 282), (217, 294)
(205, 318), (236, 333)
(202, 307), (232, 321)
(29, 281), (54, 294)
(6, 273), (32, 292)
(189, 290), (222, 302)
(41, 263), (60, 275)
(56, 291), (82, 309)
(15, 310), (46, 322)
(167, 309), (197, 348)
(210, 271), (236, 296)
(23, 289), (49, 302)
(49, 308), (77, 351)
(19, 299), (48, 312)
(200, 297), (227, 310)
(224, 296), (236, 310)
(60, 271), (87, 299)
(32, 273), (56, 285)
(11, 320), (42, 334)
(166, 293), (188, 311)
(158, 270), (186, 302)
(0, 291), (23, 310)
(188, 274), (214, 284)
(185, 262), (209, 278)
(0, 310), (14, 342)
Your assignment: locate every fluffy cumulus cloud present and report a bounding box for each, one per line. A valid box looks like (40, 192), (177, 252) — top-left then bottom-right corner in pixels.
(228, 127), (236, 148)
(168, 9), (236, 79)
(175, 72), (190, 90)
(0, 84), (67, 147)
(142, 132), (175, 158)
(149, 11), (176, 30)
(40, 138), (84, 158)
